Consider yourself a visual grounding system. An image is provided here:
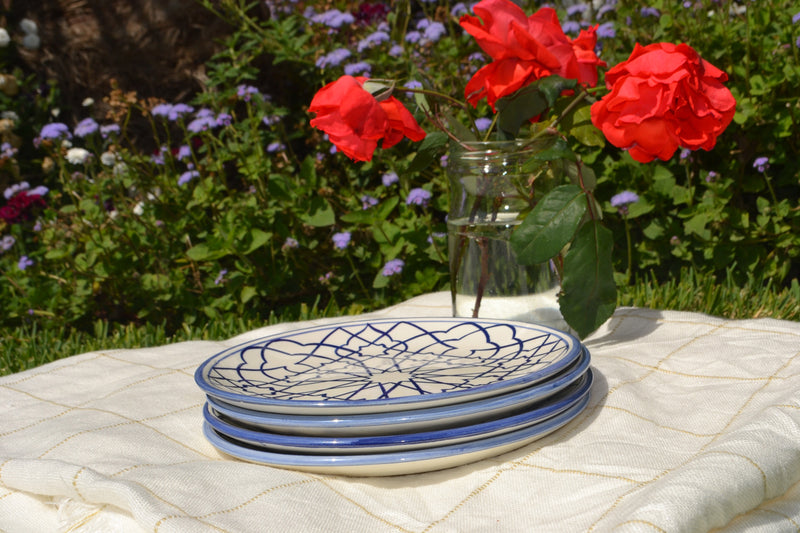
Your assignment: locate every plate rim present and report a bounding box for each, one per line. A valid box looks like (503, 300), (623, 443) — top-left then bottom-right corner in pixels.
(195, 317), (582, 414)
(202, 389), (590, 475)
(205, 347), (591, 435)
(205, 369), (593, 452)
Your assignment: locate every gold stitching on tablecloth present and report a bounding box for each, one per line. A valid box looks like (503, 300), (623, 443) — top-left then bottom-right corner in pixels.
(604, 355), (792, 382)
(99, 353), (195, 377)
(699, 450), (768, 497)
(310, 476), (414, 533)
(587, 347), (800, 532)
(153, 478), (318, 532)
(516, 462), (641, 484)
(0, 407), (77, 438)
(62, 505), (106, 533)
(0, 353), (107, 387)
(611, 519), (667, 532)
(71, 467), (88, 500)
(421, 469), (505, 532)
(601, 405), (718, 437)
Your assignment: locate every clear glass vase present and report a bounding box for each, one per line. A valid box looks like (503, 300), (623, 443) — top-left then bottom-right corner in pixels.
(447, 140), (567, 329)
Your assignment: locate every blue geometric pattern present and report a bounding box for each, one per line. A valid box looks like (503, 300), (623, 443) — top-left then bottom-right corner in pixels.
(196, 318), (580, 410)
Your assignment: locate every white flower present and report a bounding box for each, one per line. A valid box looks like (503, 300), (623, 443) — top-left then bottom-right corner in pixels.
(113, 162), (127, 176)
(60, 139), (72, 149)
(132, 202), (145, 216)
(100, 151), (116, 166)
(82, 97), (94, 107)
(66, 147), (91, 165)
(0, 29), (10, 47)
(1, 111), (19, 122)
(21, 33), (40, 50)
(19, 19), (38, 35)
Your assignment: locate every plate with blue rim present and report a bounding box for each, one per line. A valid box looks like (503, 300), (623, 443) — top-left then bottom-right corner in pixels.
(195, 318), (583, 415)
(202, 388), (591, 477)
(205, 346), (590, 436)
(206, 369), (592, 455)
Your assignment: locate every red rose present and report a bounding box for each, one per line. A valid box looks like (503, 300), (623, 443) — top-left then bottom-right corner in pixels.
(590, 42), (736, 163)
(378, 97), (426, 149)
(460, 0), (604, 109)
(309, 75), (387, 162)
(309, 75), (425, 162)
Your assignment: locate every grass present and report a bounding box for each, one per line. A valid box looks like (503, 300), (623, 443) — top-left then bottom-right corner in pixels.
(2, 268), (798, 377)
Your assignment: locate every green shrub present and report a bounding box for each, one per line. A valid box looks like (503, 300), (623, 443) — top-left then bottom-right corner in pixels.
(0, 0), (797, 334)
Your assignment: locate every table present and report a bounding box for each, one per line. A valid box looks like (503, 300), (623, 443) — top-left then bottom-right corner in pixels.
(1, 292), (799, 532)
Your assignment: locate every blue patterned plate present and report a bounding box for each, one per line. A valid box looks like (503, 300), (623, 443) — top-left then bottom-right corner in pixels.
(205, 347), (590, 436)
(195, 318), (582, 415)
(202, 390), (590, 476)
(206, 370), (592, 454)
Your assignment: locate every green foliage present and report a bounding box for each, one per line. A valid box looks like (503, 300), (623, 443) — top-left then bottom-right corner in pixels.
(0, 0), (797, 347)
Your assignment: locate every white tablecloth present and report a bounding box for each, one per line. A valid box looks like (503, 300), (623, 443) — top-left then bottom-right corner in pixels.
(1, 292), (799, 532)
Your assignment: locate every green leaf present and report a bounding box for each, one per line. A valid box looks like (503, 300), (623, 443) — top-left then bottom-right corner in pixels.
(244, 228), (272, 255)
(559, 221), (617, 338)
(495, 76), (577, 139)
(408, 131), (448, 173)
(521, 138), (576, 174)
(300, 196), (336, 227)
(565, 103), (605, 147)
(510, 185), (586, 264)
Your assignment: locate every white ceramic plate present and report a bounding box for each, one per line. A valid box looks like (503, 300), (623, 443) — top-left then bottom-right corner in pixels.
(195, 318), (582, 415)
(205, 369), (592, 454)
(206, 347), (590, 436)
(203, 391), (590, 476)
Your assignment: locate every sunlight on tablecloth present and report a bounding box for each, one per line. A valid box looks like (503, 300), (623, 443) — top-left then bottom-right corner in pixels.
(1, 292), (799, 532)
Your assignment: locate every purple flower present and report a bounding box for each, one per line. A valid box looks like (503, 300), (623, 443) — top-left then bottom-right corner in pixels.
(610, 191), (639, 215)
(267, 141), (285, 153)
(18, 255), (33, 271)
(422, 22), (446, 43)
(39, 122), (71, 140)
(357, 31), (390, 52)
(640, 7), (661, 17)
(237, 85), (261, 101)
(406, 188), (432, 207)
(332, 231), (351, 249)
(3, 181), (28, 200)
(753, 156), (769, 173)
(562, 21), (581, 34)
(706, 171), (719, 183)
(382, 172), (399, 186)
(311, 9), (355, 28)
(596, 22), (616, 39)
(1, 142), (17, 158)
(168, 103), (194, 121)
(176, 145), (192, 160)
(475, 117), (493, 132)
(388, 44), (404, 57)
(100, 124), (120, 138)
(262, 115), (281, 127)
(680, 148), (691, 160)
(794, 12), (800, 24)
(282, 237), (299, 250)
(404, 79), (422, 99)
(316, 48), (352, 68)
(451, 3), (468, 17)
(74, 117), (99, 137)
(1, 234), (15, 252)
(214, 269), (228, 285)
(382, 258), (404, 276)
(567, 4), (588, 16)
(344, 62), (371, 76)
(151, 103), (173, 117)
(361, 195), (378, 209)
(178, 170), (200, 186)
(187, 115), (217, 133)
(405, 31), (421, 44)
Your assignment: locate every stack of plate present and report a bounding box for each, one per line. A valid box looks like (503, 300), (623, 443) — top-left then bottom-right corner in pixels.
(195, 317), (593, 476)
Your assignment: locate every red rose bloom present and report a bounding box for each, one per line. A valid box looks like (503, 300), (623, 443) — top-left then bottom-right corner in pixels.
(590, 42), (736, 163)
(378, 97), (427, 149)
(460, 0), (604, 109)
(309, 76), (425, 162)
(309, 75), (387, 162)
